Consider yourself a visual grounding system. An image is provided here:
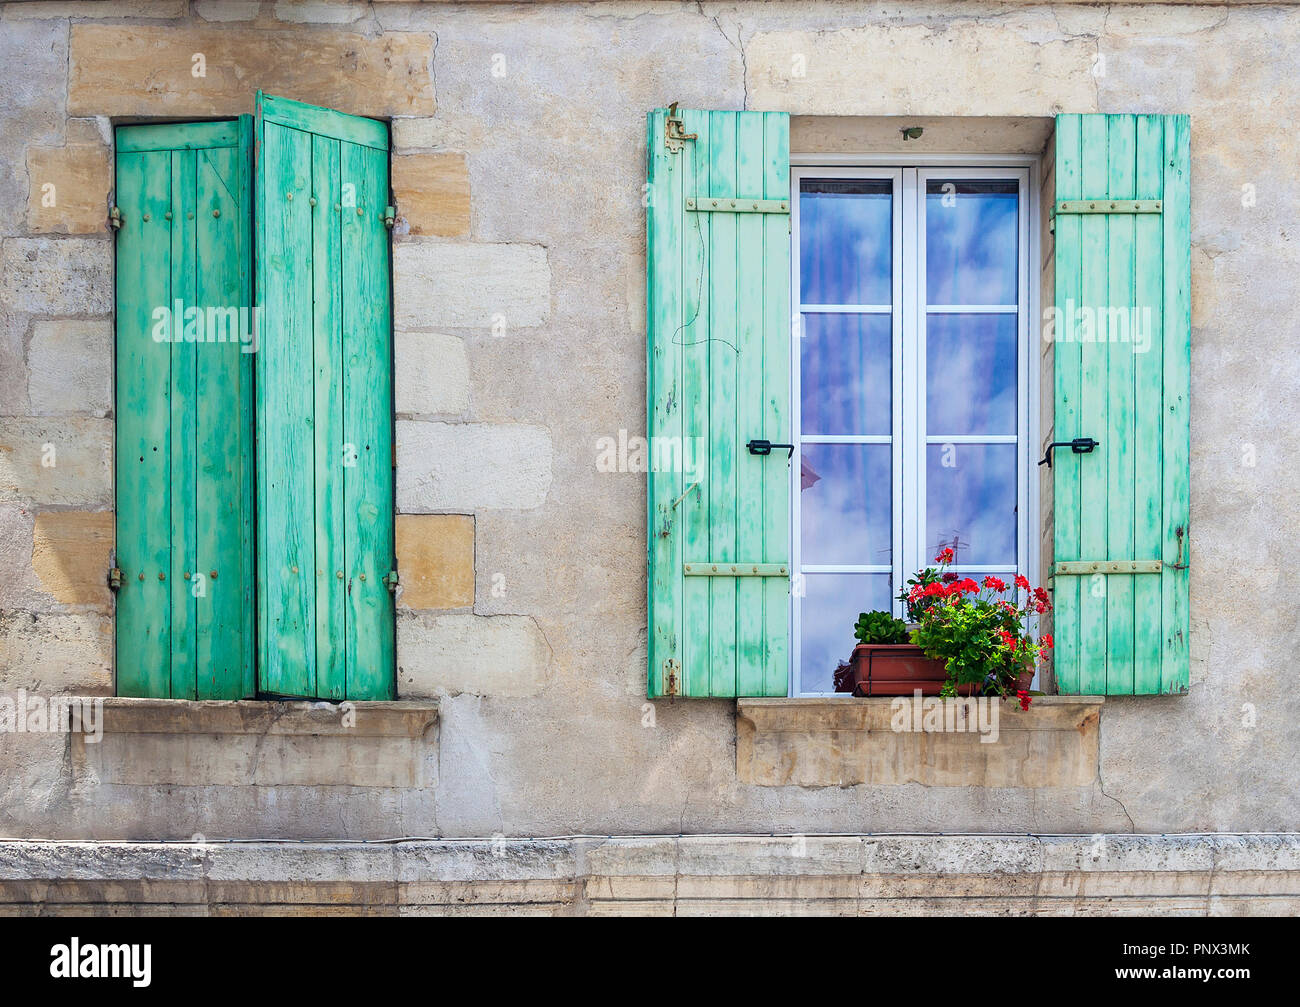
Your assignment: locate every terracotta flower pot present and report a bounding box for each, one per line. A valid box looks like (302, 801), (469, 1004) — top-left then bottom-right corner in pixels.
(844, 643), (955, 697)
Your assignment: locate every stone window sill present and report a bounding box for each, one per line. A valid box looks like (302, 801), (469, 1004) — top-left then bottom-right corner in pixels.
(736, 696), (1103, 789)
(77, 698), (439, 789)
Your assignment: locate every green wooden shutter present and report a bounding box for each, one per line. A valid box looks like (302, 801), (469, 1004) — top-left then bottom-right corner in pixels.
(1052, 113), (1190, 695)
(115, 120), (256, 699)
(646, 108), (791, 698)
(255, 93), (395, 700)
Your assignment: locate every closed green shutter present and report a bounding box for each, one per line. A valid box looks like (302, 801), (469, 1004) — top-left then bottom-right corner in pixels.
(646, 108), (791, 698)
(255, 93), (395, 700)
(114, 120), (256, 699)
(1052, 113), (1190, 695)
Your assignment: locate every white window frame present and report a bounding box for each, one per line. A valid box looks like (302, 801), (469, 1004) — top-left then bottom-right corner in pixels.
(790, 156), (1040, 697)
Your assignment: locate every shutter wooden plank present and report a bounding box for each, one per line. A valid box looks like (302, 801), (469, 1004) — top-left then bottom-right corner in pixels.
(1077, 114), (1110, 695)
(707, 110), (739, 697)
(1161, 115), (1192, 693)
(311, 133), (346, 699)
(760, 111), (791, 697)
(194, 141), (254, 698)
(646, 108), (790, 698)
(680, 108), (711, 697)
(646, 108), (683, 699)
(735, 112), (766, 698)
(169, 149), (198, 699)
(257, 115), (316, 697)
(1052, 114), (1083, 694)
(115, 149), (173, 698)
(1132, 115), (1166, 695)
(342, 137), (396, 700)
(1105, 114), (1137, 695)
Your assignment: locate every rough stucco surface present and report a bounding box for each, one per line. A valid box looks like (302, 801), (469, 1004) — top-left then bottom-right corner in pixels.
(0, 1), (1296, 843)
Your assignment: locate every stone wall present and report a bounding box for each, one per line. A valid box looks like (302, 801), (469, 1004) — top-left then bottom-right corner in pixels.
(0, 1), (1297, 844)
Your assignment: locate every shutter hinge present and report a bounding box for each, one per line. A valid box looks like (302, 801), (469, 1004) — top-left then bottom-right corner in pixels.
(663, 658), (680, 697)
(108, 567), (122, 591)
(108, 206), (123, 231)
(384, 204), (396, 229)
(665, 102), (697, 153)
(383, 570), (399, 593)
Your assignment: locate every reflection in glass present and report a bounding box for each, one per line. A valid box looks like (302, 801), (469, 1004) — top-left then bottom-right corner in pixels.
(925, 180), (1018, 305)
(802, 313), (891, 436)
(801, 444), (891, 566)
(926, 313), (1017, 435)
(800, 178), (892, 306)
(801, 573), (892, 694)
(926, 443), (1017, 566)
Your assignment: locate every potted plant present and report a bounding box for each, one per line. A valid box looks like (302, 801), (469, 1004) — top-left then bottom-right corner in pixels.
(836, 548), (1054, 707)
(838, 608), (951, 697)
(906, 549), (1054, 707)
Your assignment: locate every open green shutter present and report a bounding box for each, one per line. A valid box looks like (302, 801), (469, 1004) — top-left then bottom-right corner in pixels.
(646, 107), (791, 699)
(255, 93), (395, 700)
(115, 120), (256, 699)
(1052, 113), (1190, 695)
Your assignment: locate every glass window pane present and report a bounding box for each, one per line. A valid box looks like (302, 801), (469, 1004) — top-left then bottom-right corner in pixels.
(925, 179), (1018, 306)
(801, 312), (891, 436)
(800, 444), (891, 565)
(800, 573), (893, 694)
(799, 178), (892, 306)
(926, 442), (1017, 566)
(926, 313), (1017, 435)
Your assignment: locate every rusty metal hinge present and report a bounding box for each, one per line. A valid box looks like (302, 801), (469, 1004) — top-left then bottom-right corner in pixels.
(665, 102), (697, 153)
(384, 204), (396, 229)
(108, 567), (122, 591)
(383, 570), (399, 593)
(663, 658), (680, 697)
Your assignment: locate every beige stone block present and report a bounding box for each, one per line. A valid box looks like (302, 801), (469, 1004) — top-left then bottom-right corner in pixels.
(69, 25), (435, 118)
(747, 24), (1098, 117)
(396, 421), (552, 512)
(2, 1), (186, 18)
(0, 612), (112, 694)
(395, 514), (474, 610)
(394, 331), (470, 416)
(0, 418), (112, 507)
(397, 613), (552, 698)
(193, 0), (260, 22)
(392, 152), (470, 238)
(31, 510), (114, 608)
(393, 241), (549, 330)
(1, 238), (112, 315)
(735, 697), (1104, 788)
(26, 143), (111, 235)
(27, 320), (112, 415)
(273, 1), (365, 25)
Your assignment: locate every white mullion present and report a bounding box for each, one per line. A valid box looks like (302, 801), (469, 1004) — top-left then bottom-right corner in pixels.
(924, 304), (1019, 314)
(789, 169), (803, 696)
(903, 168), (923, 580)
(800, 304), (893, 314)
(890, 168), (905, 616)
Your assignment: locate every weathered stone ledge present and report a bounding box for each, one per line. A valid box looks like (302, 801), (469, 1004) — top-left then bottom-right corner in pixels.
(1, 834), (1296, 917)
(77, 699), (439, 789)
(737, 696), (1104, 788)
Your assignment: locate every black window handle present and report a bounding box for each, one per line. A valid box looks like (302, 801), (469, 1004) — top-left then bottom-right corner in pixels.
(1038, 437), (1099, 468)
(747, 439), (794, 459)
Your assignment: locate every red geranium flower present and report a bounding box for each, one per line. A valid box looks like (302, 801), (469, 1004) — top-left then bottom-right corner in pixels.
(1015, 574), (1031, 592)
(982, 575), (1007, 593)
(1040, 633), (1054, 650)
(1016, 690), (1032, 711)
(935, 547), (955, 564)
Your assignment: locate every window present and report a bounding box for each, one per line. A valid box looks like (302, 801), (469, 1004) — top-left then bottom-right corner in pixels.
(791, 165), (1035, 695)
